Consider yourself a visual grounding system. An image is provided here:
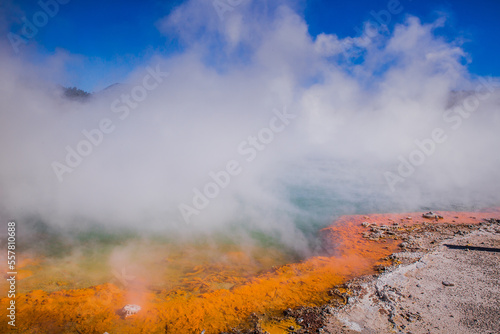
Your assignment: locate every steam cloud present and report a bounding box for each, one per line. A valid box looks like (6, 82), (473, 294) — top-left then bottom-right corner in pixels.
(1, 0), (499, 249)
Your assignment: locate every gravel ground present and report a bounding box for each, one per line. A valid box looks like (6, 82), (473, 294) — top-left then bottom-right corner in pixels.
(328, 230), (500, 334)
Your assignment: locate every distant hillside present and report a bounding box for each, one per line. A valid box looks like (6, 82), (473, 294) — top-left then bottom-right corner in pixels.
(63, 87), (91, 101)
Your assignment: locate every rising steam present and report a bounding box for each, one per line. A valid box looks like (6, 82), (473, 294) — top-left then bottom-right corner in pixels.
(1, 1), (499, 251)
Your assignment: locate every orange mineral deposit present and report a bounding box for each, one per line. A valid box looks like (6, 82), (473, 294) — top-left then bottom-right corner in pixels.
(1, 208), (498, 333)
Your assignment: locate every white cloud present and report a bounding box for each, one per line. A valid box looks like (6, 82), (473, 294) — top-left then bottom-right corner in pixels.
(0, 2), (499, 251)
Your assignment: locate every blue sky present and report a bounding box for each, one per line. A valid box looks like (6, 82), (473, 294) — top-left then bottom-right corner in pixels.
(3, 0), (500, 230)
(3, 0), (500, 91)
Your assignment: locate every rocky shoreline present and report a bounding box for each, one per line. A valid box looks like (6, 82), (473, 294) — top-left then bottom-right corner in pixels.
(229, 211), (500, 334)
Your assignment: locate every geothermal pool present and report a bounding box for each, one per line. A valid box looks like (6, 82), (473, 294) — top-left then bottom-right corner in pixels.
(0, 214), (399, 333)
(2, 207), (499, 333)
(1, 160), (493, 333)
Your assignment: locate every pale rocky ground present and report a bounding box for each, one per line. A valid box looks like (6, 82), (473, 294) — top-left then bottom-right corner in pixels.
(326, 228), (500, 334)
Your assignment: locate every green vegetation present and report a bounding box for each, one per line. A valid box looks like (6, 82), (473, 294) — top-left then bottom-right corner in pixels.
(64, 86), (91, 100)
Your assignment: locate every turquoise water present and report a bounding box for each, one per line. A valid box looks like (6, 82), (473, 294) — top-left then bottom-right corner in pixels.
(14, 158), (498, 275)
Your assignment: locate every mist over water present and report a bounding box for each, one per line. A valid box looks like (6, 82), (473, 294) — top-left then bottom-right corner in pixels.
(1, 1), (500, 258)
